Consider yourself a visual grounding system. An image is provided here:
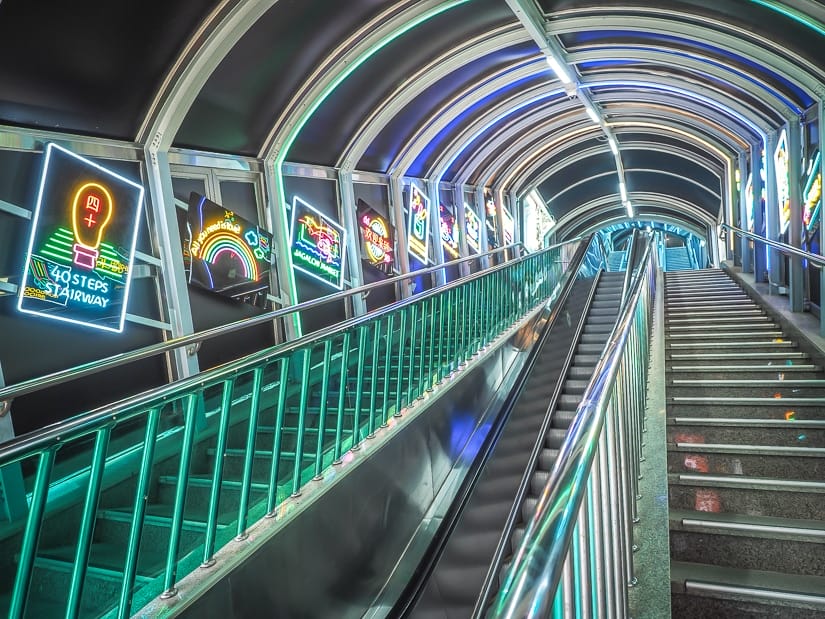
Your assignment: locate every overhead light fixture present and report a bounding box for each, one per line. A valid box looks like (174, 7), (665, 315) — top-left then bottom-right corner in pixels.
(586, 106), (600, 124)
(625, 200), (634, 218)
(545, 55), (572, 85)
(608, 137), (619, 155)
(619, 181), (628, 202)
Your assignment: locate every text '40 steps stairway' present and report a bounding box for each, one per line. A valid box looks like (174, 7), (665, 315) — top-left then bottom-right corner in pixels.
(664, 268), (825, 618)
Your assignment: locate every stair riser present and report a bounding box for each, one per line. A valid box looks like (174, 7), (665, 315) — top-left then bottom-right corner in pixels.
(667, 452), (825, 480)
(671, 592), (825, 618)
(668, 405), (825, 418)
(670, 532), (825, 576)
(667, 426), (825, 447)
(668, 485), (825, 520)
(667, 386), (825, 398)
(94, 517), (205, 562)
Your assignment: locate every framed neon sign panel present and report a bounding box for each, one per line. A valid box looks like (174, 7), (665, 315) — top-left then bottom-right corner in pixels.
(464, 203), (481, 253)
(774, 129), (790, 234)
(744, 173), (754, 233)
(184, 193), (272, 306)
(357, 198), (394, 274)
(290, 196), (346, 290)
(439, 204), (460, 259)
(503, 207), (515, 245)
(484, 189), (499, 248)
(18, 143), (144, 333)
(803, 150), (821, 231)
(407, 182), (430, 263)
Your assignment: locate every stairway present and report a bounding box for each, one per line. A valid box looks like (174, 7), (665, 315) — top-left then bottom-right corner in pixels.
(410, 271), (625, 617)
(664, 269), (825, 618)
(607, 250), (627, 272)
(664, 246), (692, 272)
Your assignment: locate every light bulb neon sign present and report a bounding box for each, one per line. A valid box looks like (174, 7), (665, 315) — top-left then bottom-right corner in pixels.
(18, 143), (144, 333)
(290, 196), (346, 290)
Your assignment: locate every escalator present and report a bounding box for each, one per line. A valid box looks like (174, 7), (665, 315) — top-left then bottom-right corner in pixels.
(404, 271), (626, 618)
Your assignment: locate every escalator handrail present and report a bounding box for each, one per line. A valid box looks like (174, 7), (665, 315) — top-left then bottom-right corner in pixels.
(722, 223), (825, 268)
(0, 237), (584, 467)
(471, 268), (606, 618)
(490, 233), (656, 619)
(619, 229), (638, 303)
(392, 236), (595, 617)
(0, 240), (562, 407)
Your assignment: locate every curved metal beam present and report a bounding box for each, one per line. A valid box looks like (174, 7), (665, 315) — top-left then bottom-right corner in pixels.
(337, 23), (531, 170)
(565, 213), (708, 242)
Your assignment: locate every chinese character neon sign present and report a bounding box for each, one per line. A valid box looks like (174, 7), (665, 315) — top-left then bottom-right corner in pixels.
(464, 202), (481, 253)
(439, 204), (460, 259)
(18, 143), (144, 333)
(407, 182), (430, 263)
(185, 193), (272, 306)
(357, 198), (394, 274)
(290, 196), (346, 290)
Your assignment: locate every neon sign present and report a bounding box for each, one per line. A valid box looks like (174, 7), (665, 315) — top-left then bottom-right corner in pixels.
(803, 151), (821, 231)
(407, 182), (430, 263)
(290, 196), (346, 290)
(775, 129), (790, 234)
(18, 143), (144, 333)
(464, 203), (481, 253)
(503, 207), (515, 246)
(744, 172), (754, 233)
(484, 189), (499, 248)
(185, 193), (272, 306)
(357, 198), (394, 274)
(439, 204), (460, 259)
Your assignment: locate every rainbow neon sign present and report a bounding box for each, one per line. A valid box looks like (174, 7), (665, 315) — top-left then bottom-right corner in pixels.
(290, 196), (346, 290)
(18, 143), (144, 333)
(186, 193), (272, 305)
(357, 198), (394, 274)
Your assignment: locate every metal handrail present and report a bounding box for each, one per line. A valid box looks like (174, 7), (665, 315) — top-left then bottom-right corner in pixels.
(722, 223), (825, 268)
(0, 235), (588, 619)
(0, 241), (551, 406)
(0, 239), (583, 462)
(491, 232), (655, 618)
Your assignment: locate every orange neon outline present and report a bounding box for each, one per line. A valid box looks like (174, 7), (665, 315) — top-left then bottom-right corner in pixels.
(72, 181), (114, 249)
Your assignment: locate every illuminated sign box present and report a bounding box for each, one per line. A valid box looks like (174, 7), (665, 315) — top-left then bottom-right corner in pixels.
(775, 129), (790, 234)
(290, 196), (346, 290)
(18, 143), (144, 333)
(185, 192), (272, 306)
(407, 182), (430, 263)
(439, 204), (460, 259)
(357, 198), (394, 274)
(464, 203), (481, 253)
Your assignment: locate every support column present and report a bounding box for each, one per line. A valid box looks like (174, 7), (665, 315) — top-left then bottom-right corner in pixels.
(739, 150), (753, 273)
(765, 130), (781, 292)
(144, 144), (200, 378)
(788, 118), (804, 312)
(428, 179), (447, 286)
(0, 364), (26, 522)
(389, 175), (412, 298)
(818, 99), (825, 336)
(453, 184), (470, 277)
(752, 143), (768, 283)
(476, 186), (490, 268)
(338, 171), (368, 316)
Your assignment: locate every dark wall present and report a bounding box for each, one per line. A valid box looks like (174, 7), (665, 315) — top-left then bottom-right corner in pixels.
(0, 148), (166, 436)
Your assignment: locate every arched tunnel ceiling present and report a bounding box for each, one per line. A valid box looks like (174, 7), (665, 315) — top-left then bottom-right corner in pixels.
(2, 0), (825, 239)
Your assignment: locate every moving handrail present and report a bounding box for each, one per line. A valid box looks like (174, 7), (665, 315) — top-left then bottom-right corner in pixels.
(490, 235), (655, 618)
(0, 241), (554, 410)
(722, 223), (825, 268)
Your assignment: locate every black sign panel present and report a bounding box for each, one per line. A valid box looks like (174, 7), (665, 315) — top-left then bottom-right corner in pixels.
(184, 192), (272, 306)
(18, 143), (144, 333)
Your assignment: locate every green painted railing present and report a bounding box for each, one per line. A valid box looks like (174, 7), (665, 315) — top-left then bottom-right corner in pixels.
(0, 238), (588, 618)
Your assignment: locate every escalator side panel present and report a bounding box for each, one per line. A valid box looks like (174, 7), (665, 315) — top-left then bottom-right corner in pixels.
(410, 280), (594, 618)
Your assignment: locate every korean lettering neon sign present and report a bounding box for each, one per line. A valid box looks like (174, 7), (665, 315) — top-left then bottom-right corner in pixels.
(18, 143), (144, 333)
(290, 196), (346, 290)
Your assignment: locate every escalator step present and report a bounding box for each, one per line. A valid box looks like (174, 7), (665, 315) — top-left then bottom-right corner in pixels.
(531, 470), (551, 495)
(546, 429), (567, 449)
(553, 410), (577, 428)
(539, 447), (559, 470)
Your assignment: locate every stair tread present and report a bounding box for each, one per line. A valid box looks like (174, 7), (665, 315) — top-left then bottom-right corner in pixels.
(671, 560), (825, 601)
